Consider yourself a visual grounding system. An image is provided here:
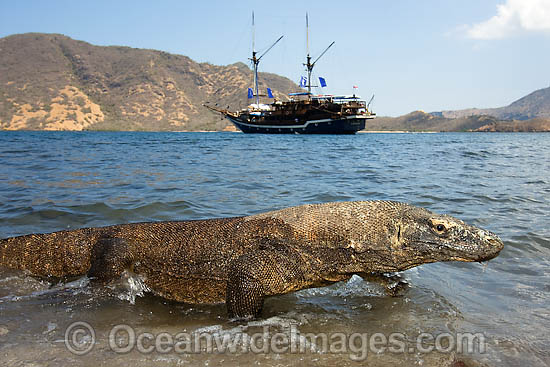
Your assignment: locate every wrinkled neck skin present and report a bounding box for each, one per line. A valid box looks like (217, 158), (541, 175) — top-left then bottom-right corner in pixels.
(283, 201), (504, 275)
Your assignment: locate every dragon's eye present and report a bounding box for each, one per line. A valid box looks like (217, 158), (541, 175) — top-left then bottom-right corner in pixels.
(429, 219), (450, 236)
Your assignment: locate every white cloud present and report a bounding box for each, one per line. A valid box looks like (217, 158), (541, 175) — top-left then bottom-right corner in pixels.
(466, 0), (550, 39)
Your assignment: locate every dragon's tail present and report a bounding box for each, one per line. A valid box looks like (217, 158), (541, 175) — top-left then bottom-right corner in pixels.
(0, 229), (95, 278)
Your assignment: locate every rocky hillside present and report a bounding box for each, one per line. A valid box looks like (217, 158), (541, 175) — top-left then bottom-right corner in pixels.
(435, 86), (550, 120)
(0, 33), (299, 131)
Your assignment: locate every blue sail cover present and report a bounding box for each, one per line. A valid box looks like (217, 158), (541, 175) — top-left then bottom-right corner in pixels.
(319, 77), (327, 87)
(247, 88), (253, 99)
(267, 88), (274, 98)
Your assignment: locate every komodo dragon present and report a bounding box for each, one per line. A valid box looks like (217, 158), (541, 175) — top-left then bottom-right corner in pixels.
(0, 201), (504, 318)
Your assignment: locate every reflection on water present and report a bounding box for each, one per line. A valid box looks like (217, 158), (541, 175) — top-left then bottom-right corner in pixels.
(0, 131), (549, 366)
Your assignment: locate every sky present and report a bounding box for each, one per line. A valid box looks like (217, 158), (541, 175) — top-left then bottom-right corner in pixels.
(1, 0), (549, 116)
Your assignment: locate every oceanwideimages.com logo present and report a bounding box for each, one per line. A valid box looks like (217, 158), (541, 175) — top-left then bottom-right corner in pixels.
(64, 321), (487, 361)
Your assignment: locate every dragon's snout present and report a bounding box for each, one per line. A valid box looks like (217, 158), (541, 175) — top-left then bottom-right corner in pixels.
(477, 230), (504, 261)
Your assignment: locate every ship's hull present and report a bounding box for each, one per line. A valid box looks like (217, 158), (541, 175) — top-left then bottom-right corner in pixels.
(227, 115), (372, 134)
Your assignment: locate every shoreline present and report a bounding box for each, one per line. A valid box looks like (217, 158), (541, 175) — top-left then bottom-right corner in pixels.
(359, 130), (437, 134)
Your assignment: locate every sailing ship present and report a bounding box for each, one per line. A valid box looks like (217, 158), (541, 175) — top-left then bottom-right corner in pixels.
(205, 14), (376, 134)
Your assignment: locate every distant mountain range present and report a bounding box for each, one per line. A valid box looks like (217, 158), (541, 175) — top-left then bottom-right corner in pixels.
(0, 33), (298, 131)
(1, 33), (549, 132)
(368, 111), (498, 132)
(369, 111), (550, 132)
(371, 87), (550, 132)
(433, 86), (550, 121)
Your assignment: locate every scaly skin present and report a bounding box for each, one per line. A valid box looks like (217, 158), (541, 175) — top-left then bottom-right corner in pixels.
(0, 201), (504, 318)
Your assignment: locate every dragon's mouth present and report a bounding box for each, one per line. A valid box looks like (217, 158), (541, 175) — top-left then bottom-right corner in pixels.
(393, 239), (504, 270)
(450, 255), (495, 263)
(450, 237), (504, 263)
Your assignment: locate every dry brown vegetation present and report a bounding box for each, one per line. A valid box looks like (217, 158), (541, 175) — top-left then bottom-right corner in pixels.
(0, 33), (298, 131)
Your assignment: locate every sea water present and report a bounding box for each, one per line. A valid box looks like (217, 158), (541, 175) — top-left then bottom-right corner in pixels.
(0, 131), (548, 366)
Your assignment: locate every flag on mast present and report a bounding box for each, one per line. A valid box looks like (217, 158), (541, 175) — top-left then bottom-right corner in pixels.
(267, 88), (274, 98)
(319, 77), (327, 88)
(247, 88), (254, 99)
(300, 76), (307, 88)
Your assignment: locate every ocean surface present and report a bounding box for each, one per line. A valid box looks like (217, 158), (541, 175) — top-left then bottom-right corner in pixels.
(0, 131), (548, 367)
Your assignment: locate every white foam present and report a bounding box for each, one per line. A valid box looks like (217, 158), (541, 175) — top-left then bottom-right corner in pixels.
(115, 271), (151, 305)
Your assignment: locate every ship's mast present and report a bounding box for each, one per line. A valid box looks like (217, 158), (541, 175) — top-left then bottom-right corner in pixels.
(251, 12), (259, 106)
(305, 13), (312, 94)
(304, 13), (334, 95)
(249, 12), (283, 106)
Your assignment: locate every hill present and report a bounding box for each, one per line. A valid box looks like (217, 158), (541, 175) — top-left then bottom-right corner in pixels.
(367, 111), (550, 132)
(472, 118), (550, 132)
(369, 86), (550, 132)
(0, 33), (299, 131)
(366, 111), (502, 132)
(435, 86), (550, 121)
